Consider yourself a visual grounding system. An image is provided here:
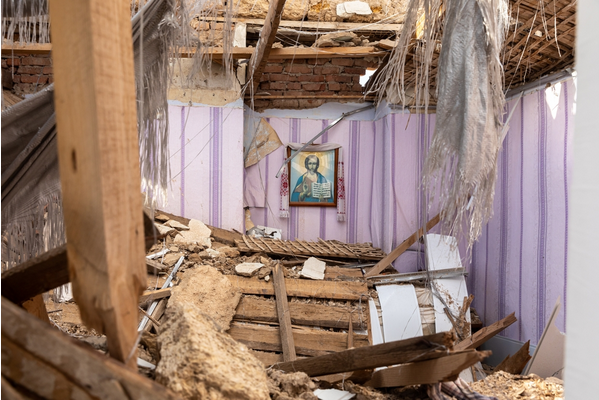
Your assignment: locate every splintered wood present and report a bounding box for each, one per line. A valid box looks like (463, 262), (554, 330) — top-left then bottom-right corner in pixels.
(236, 236), (386, 260)
(471, 371), (564, 400)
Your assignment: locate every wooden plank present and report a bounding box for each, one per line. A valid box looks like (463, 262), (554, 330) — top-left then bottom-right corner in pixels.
(139, 288), (171, 304)
(1, 43), (52, 55)
(1, 298), (180, 399)
(181, 46), (387, 60)
(494, 340), (531, 375)
(273, 263), (296, 362)
(247, 0), (287, 94)
(365, 214), (440, 277)
(146, 258), (168, 274)
(204, 16), (402, 33)
(272, 331), (455, 377)
(234, 297), (366, 330)
(365, 350), (490, 387)
(454, 312), (517, 351)
(228, 322), (369, 357)
(21, 295), (51, 324)
(324, 266), (364, 280)
(48, 0), (146, 369)
(227, 275), (368, 300)
(142, 299), (167, 333)
(1, 244), (68, 305)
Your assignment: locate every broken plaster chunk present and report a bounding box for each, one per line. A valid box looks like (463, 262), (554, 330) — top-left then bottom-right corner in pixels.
(154, 213), (170, 222)
(206, 248), (222, 258)
(155, 223), (176, 236)
(174, 219), (212, 248)
(165, 220), (190, 230)
(336, 1), (372, 18)
(300, 257), (326, 280)
(162, 252), (185, 267)
(235, 262), (265, 277)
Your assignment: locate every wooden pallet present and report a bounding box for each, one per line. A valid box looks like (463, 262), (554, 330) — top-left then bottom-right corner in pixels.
(236, 236), (386, 260)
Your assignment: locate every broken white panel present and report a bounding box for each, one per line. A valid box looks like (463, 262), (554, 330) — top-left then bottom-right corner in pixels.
(524, 297), (565, 379)
(233, 22), (246, 47)
(300, 257), (326, 280)
(377, 284), (423, 342)
(165, 220), (190, 230)
(244, 117), (283, 168)
(336, 1), (372, 17)
(235, 262), (264, 277)
(146, 248), (169, 259)
(314, 389), (355, 400)
(368, 298), (384, 345)
(255, 225), (282, 240)
(174, 219), (212, 248)
(155, 223), (176, 236)
(425, 234), (471, 334)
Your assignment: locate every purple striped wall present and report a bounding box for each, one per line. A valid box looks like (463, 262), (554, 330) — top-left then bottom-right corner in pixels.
(471, 79), (575, 344)
(163, 104), (244, 232)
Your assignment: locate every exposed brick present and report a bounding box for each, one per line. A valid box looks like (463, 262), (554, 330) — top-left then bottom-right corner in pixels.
(269, 82), (287, 90)
(21, 56), (51, 66)
(5, 57), (20, 66)
(260, 74), (269, 82)
(268, 74), (290, 81)
(354, 59), (380, 68)
(328, 82), (342, 91)
(344, 67), (366, 75)
(42, 66), (53, 74)
(287, 82), (302, 90)
(272, 99), (299, 109)
(285, 90), (305, 97)
(305, 58), (328, 65)
(313, 66), (340, 75)
(18, 65), (43, 74)
(297, 74), (324, 82)
(12, 75), (20, 83)
(319, 91), (336, 96)
(20, 74), (48, 84)
(259, 82), (271, 90)
(352, 75), (362, 83)
(284, 64), (313, 74)
(335, 75), (353, 83)
(350, 83), (364, 92)
(48, 76), (54, 83)
(263, 64), (284, 73)
(253, 100), (270, 109)
(331, 58), (354, 67)
(267, 90), (284, 96)
(302, 83), (325, 91)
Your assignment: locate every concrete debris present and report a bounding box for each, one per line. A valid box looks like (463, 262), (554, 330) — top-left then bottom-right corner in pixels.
(300, 257), (326, 280)
(235, 262), (265, 277)
(165, 220), (190, 230)
(174, 218), (212, 248)
(336, 1), (373, 18)
(156, 302), (269, 400)
(218, 246), (241, 258)
(155, 223), (176, 236)
(169, 265), (241, 331)
(314, 32), (358, 48)
(162, 252), (185, 267)
(268, 369), (317, 399)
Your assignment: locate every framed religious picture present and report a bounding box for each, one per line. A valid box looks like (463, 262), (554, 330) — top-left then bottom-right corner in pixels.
(288, 147), (338, 207)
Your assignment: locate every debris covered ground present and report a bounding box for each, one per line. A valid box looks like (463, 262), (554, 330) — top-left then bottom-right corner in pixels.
(44, 211), (565, 400)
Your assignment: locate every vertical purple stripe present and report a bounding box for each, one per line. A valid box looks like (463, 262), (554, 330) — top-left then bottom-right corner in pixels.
(264, 118), (271, 227)
(289, 119), (299, 240)
(499, 131), (509, 325)
(319, 119), (328, 239)
(391, 114), (397, 246)
(210, 108), (222, 228)
(518, 98), (525, 341)
(484, 222), (490, 320)
(347, 121), (359, 243)
(563, 82), (569, 325)
(180, 107), (186, 217)
(370, 120), (377, 242)
(537, 90), (548, 341)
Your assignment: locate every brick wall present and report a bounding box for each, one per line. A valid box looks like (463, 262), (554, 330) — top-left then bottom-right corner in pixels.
(252, 57), (381, 111)
(2, 54), (53, 96)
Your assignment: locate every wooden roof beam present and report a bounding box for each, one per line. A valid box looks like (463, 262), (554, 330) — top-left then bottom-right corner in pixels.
(246, 0), (287, 95)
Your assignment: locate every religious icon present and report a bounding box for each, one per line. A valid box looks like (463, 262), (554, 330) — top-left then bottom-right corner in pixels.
(288, 147), (338, 207)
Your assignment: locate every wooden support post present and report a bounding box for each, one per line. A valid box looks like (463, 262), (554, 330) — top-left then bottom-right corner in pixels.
(273, 262), (296, 362)
(246, 0), (287, 94)
(21, 295), (50, 324)
(48, 0), (146, 368)
(365, 213), (440, 277)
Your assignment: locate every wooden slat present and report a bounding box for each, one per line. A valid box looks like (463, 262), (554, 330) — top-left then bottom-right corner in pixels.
(273, 331), (455, 377)
(21, 295), (51, 324)
(139, 288), (171, 304)
(1, 298), (180, 399)
(181, 46), (387, 60)
(365, 213), (440, 277)
(365, 350), (490, 387)
(228, 322), (369, 357)
(234, 297), (366, 330)
(454, 312), (517, 351)
(227, 275), (368, 300)
(247, 0), (287, 94)
(273, 263), (296, 362)
(48, 0), (146, 369)
(1, 244), (68, 305)
(1, 43), (52, 55)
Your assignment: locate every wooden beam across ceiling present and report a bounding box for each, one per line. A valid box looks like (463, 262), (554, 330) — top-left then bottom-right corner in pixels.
(246, 0), (287, 94)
